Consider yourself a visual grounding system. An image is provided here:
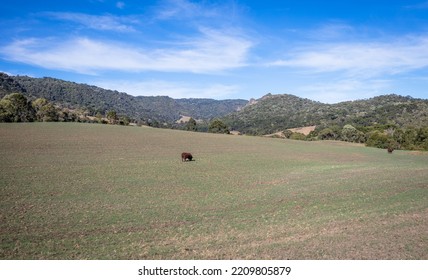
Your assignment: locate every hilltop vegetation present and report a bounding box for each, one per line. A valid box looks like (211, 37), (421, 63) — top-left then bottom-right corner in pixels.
(0, 73), (246, 126)
(223, 93), (323, 134)
(1, 72), (428, 150)
(223, 93), (428, 150)
(224, 93), (428, 135)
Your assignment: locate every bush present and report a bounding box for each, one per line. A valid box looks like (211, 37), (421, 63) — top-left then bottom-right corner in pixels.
(290, 132), (306, 140)
(366, 131), (397, 149)
(341, 124), (366, 143)
(318, 128), (337, 140)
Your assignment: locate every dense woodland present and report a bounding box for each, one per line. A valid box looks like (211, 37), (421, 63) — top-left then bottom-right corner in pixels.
(221, 93), (428, 150)
(1, 73), (428, 150)
(223, 93), (428, 134)
(0, 73), (246, 126)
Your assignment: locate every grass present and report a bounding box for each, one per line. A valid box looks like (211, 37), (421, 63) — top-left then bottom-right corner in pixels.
(0, 122), (427, 259)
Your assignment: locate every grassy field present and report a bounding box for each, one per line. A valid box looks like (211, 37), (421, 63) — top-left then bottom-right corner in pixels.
(1, 122), (427, 259)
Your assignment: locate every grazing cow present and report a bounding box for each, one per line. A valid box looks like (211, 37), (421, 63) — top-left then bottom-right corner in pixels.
(181, 152), (193, 162)
(387, 147), (394, 153)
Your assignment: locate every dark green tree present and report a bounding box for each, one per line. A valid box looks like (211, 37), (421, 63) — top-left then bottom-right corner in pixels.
(415, 127), (428, 150)
(208, 119), (229, 134)
(119, 115), (130, 126)
(32, 98), (58, 122)
(366, 131), (397, 149)
(185, 118), (197, 131)
(0, 93), (34, 122)
(318, 128), (336, 140)
(106, 110), (117, 124)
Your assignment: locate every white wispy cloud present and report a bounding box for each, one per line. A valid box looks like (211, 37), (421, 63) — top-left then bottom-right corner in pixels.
(269, 35), (428, 78)
(267, 34), (428, 103)
(154, 0), (219, 21)
(43, 12), (137, 32)
(95, 79), (241, 99)
(272, 36), (428, 74)
(404, 1), (428, 9)
(116, 1), (125, 9)
(296, 78), (393, 103)
(1, 28), (252, 74)
(306, 22), (355, 40)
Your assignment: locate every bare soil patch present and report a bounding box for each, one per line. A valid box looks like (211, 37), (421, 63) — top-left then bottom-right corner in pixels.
(287, 125), (316, 135)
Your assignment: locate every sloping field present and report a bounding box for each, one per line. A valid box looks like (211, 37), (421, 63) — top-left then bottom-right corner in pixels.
(1, 123), (427, 259)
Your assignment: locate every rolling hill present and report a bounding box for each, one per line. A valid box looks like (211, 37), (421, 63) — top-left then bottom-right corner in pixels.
(2, 72), (428, 137)
(0, 73), (247, 124)
(223, 93), (428, 135)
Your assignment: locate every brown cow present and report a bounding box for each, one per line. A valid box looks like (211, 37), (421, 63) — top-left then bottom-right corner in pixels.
(181, 152), (193, 162)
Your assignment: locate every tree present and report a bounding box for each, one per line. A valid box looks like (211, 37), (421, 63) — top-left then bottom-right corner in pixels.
(185, 117), (197, 131)
(0, 93), (34, 122)
(341, 124), (365, 143)
(208, 119), (229, 134)
(106, 110), (117, 124)
(366, 131), (397, 149)
(0, 98), (13, 122)
(415, 127), (428, 150)
(32, 98), (58, 122)
(119, 115), (130, 126)
(318, 128), (336, 140)
(283, 130), (293, 139)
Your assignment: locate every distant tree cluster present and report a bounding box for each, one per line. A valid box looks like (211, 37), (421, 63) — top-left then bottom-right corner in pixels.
(280, 124), (428, 151)
(173, 117), (230, 134)
(0, 93), (131, 125)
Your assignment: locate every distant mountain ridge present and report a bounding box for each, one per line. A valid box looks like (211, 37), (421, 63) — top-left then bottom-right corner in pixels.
(0, 73), (247, 124)
(1, 73), (428, 134)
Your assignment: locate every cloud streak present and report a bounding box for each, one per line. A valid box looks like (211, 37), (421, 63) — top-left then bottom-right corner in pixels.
(296, 78), (393, 103)
(96, 79), (241, 99)
(269, 35), (428, 78)
(154, 0), (220, 21)
(404, 1), (428, 9)
(43, 12), (137, 32)
(1, 28), (252, 74)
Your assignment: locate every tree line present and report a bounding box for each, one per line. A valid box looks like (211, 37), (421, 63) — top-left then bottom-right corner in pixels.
(0, 93), (130, 125)
(1, 73), (246, 125)
(0, 92), (232, 134)
(281, 124), (428, 151)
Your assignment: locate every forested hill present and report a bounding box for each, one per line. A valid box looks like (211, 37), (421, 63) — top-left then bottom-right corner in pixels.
(223, 93), (428, 135)
(2, 72), (428, 137)
(0, 73), (247, 124)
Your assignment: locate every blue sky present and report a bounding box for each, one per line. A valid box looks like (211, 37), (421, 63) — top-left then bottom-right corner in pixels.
(1, 0), (428, 103)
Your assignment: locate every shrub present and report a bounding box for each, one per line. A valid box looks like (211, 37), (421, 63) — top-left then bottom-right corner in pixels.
(290, 132), (306, 140)
(366, 131), (398, 149)
(341, 124), (366, 143)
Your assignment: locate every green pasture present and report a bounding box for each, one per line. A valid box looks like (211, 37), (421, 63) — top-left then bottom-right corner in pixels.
(1, 123), (427, 259)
